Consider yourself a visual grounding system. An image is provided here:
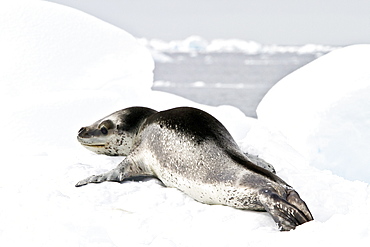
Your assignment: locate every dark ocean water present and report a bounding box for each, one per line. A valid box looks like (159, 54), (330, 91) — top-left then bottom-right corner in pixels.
(152, 52), (320, 117)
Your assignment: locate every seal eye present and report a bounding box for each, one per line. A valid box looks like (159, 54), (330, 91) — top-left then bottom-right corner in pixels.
(100, 126), (108, 135)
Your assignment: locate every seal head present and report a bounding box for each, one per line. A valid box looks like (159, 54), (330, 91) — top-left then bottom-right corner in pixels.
(77, 107), (157, 155)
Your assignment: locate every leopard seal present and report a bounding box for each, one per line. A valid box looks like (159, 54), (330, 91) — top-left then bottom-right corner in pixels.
(76, 106), (313, 230)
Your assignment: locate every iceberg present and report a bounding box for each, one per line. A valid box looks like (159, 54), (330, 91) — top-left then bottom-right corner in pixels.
(139, 36), (338, 56)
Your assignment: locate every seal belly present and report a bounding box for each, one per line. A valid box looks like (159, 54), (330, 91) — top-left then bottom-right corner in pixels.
(156, 168), (265, 211)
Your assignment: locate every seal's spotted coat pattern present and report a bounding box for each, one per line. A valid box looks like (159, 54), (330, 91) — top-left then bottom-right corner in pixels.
(76, 107), (313, 230)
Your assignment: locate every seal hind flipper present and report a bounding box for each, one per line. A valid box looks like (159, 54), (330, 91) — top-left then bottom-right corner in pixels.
(259, 189), (313, 231)
(286, 190), (314, 222)
(244, 152), (276, 174)
(228, 150), (287, 186)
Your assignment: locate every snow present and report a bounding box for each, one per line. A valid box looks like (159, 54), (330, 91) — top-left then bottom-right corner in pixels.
(1, 1), (369, 246)
(257, 45), (370, 183)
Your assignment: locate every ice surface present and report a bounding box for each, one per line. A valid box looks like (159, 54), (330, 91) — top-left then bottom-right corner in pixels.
(1, 1), (369, 246)
(257, 45), (370, 183)
(138, 36), (338, 58)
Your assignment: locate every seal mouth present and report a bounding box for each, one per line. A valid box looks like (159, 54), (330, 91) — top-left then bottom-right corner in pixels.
(77, 135), (106, 148)
(80, 143), (106, 148)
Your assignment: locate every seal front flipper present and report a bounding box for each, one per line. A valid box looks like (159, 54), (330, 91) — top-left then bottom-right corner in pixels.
(259, 189), (313, 231)
(75, 168), (123, 187)
(75, 157), (152, 187)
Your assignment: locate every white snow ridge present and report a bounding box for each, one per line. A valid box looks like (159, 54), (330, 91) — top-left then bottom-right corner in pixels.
(1, 1), (369, 246)
(257, 45), (370, 183)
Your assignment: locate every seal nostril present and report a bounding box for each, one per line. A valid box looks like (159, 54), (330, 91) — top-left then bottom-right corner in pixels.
(78, 127), (86, 135)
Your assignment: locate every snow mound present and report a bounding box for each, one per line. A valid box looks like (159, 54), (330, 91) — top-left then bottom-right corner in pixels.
(0, 2), (153, 93)
(257, 45), (370, 183)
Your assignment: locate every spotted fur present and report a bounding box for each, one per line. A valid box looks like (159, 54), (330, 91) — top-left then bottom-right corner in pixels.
(76, 107), (313, 231)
